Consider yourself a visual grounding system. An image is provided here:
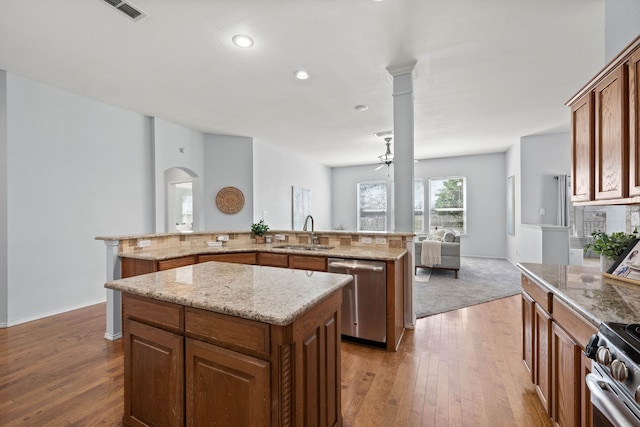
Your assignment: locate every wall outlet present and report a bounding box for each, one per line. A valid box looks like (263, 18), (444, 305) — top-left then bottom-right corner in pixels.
(138, 239), (151, 248)
(539, 208), (546, 215)
(375, 237), (387, 245)
(361, 237), (372, 244)
(275, 234), (286, 241)
(217, 235), (229, 241)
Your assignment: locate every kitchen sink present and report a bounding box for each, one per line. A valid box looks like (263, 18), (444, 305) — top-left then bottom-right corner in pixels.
(273, 244), (334, 251)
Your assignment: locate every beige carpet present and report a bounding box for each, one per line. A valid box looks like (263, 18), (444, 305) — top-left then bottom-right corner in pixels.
(414, 257), (521, 318)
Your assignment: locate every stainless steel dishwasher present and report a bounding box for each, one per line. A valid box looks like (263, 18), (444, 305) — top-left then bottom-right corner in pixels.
(328, 258), (386, 345)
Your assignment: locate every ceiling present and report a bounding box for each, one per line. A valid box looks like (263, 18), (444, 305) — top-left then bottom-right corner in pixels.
(0, 0), (605, 167)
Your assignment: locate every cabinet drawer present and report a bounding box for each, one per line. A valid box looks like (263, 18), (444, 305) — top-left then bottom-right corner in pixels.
(198, 252), (257, 265)
(185, 307), (270, 359)
(257, 252), (289, 268)
(522, 274), (552, 313)
(553, 298), (597, 350)
(157, 256), (196, 271)
(123, 294), (184, 333)
(289, 255), (327, 272)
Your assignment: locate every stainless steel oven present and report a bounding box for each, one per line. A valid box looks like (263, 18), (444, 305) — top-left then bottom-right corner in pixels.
(585, 323), (640, 427)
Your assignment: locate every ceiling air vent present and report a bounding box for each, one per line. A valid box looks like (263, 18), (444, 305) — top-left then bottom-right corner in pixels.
(101, 0), (147, 21)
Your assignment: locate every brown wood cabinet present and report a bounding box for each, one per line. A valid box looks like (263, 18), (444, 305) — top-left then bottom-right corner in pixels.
(521, 274), (597, 427)
(257, 252), (289, 268)
(568, 34), (640, 205)
(289, 254), (327, 271)
(121, 290), (343, 427)
(197, 252), (257, 264)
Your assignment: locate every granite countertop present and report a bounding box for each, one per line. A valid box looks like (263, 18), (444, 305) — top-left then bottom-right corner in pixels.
(105, 261), (353, 326)
(518, 263), (640, 326)
(118, 243), (407, 262)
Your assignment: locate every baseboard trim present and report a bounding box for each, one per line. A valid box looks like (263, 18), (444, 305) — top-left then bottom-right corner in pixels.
(104, 332), (123, 341)
(5, 299), (106, 328)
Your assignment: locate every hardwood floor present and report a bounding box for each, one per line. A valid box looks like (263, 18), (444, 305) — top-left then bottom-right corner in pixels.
(0, 295), (550, 426)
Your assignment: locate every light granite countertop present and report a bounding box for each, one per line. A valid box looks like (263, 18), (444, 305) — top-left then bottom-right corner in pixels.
(518, 263), (640, 326)
(104, 261), (353, 326)
(118, 243), (407, 262)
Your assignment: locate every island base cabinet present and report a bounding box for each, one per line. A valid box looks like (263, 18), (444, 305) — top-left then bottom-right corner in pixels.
(124, 319), (184, 427)
(186, 338), (270, 427)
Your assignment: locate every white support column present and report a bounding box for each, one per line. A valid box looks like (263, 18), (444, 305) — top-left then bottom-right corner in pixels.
(387, 61), (417, 327)
(104, 240), (122, 340)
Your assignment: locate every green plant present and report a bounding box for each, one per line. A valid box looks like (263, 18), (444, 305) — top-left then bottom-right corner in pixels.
(250, 219), (270, 237)
(584, 229), (639, 261)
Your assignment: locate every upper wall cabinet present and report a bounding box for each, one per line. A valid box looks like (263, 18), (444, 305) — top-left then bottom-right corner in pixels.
(568, 34), (640, 205)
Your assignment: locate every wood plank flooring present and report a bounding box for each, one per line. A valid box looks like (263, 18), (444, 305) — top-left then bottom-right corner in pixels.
(0, 295), (551, 426)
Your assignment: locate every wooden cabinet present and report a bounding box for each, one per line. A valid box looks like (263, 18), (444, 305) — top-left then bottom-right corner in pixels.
(121, 256), (197, 278)
(289, 254), (327, 271)
(521, 274), (597, 427)
(121, 289), (343, 426)
(594, 66), (628, 200)
(567, 34), (640, 205)
(197, 252), (257, 265)
(535, 304), (552, 414)
(124, 319), (184, 427)
(186, 338), (270, 427)
(571, 92), (595, 202)
(257, 252), (289, 268)
(552, 322), (581, 427)
(629, 49), (640, 196)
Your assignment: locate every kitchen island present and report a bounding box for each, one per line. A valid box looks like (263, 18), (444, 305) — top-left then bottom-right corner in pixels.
(105, 261), (353, 427)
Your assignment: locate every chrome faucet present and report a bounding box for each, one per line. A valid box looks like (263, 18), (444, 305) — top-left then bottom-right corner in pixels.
(303, 215), (316, 245)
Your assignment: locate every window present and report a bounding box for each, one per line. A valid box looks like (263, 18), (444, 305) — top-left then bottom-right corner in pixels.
(358, 181), (388, 231)
(414, 179), (424, 233)
(428, 177), (466, 234)
(357, 180), (424, 232)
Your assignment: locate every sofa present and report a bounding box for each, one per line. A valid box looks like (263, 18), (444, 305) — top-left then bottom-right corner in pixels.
(415, 231), (461, 278)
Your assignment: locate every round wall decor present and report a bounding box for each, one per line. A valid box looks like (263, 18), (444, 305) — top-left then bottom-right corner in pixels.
(215, 187), (245, 214)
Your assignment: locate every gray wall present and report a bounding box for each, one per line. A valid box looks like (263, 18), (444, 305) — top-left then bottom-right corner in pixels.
(520, 132), (571, 225)
(204, 134), (254, 230)
(605, 0), (640, 62)
(0, 71), (7, 326)
(332, 152), (507, 258)
(4, 72), (154, 326)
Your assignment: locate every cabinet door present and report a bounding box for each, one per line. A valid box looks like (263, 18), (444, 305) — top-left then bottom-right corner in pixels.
(198, 252), (257, 265)
(124, 319), (184, 427)
(289, 254), (327, 271)
(157, 256), (196, 271)
(580, 352), (593, 427)
(535, 304), (552, 415)
(552, 323), (581, 427)
(629, 49), (640, 196)
(571, 92), (595, 202)
(186, 338), (270, 427)
(522, 292), (535, 379)
(257, 252), (289, 268)
(595, 65), (629, 200)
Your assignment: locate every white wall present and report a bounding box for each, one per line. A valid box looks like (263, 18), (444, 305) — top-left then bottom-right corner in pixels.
(332, 152), (507, 258)
(605, 0), (640, 62)
(5, 72), (154, 326)
(520, 132), (571, 225)
(152, 118), (205, 232)
(204, 134), (253, 230)
(253, 139), (332, 231)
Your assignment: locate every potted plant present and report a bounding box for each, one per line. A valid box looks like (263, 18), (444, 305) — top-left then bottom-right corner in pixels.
(251, 219), (270, 244)
(584, 229), (638, 271)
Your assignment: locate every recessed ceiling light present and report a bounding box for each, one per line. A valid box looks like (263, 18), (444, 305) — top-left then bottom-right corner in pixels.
(354, 105), (369, 111)
(232, 34), (254, 48)
(294, 70), (310, 80)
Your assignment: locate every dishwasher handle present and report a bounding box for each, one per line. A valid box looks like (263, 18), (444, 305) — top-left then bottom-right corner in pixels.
(327, 261), (384, 272)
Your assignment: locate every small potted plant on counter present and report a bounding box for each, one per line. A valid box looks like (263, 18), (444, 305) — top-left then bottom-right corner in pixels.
(251, 219), (270, 244)
(584, 229), (638, 272)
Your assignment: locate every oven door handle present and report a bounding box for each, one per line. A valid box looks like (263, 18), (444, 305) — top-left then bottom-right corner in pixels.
(586, 373), (640, 427)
